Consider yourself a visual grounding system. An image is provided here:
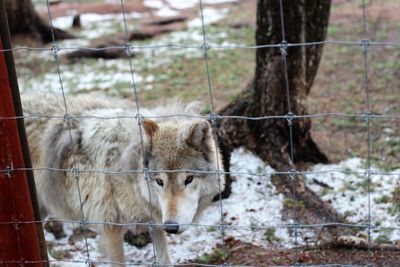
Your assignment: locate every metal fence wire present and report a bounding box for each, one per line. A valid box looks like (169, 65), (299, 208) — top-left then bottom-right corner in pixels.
(0, 0), (400, 266)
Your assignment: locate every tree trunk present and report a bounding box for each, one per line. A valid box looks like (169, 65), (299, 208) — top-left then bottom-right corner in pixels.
(5, 0), (73, 43)
(218, 0), (343, 225)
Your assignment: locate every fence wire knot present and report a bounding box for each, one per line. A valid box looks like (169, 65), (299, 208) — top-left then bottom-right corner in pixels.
(285, 112), (295, 126)
(72, 167), (80, 178)
(279, 41), (289, 56)
(148, 221), (156, 233)
(363, 111), (372, 122)
(80, 220), (87, 230)
(364, 168), (372, 178)
(85, 258), (93, 266)
(135, 113), (144, 126)
(143, 168), (149, 180)
(50, 44), (60, 57)
(63, 113), (72, 122)
(289, 169), (298, 181)
(124, 44), (134, 57)
(5, 165), (14, 177)
(215, 169), (223, 178)
(210, 112), (218, 126)
(289, 221), (300, 229)
(219, 223), (225, 235)
(201, 42), (211, 56)
(210, 113), (218, 127)
(360, 39), (370, 53)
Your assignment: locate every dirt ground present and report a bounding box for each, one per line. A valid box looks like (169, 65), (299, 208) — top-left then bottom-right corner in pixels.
(188, 238), (400, 266)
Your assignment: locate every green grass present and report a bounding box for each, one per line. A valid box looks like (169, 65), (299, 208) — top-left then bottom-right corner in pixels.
(283, 198), (305, 211)
(263, 228), (281, 244)
(196, 247), (228, 264)
(375, 195), (391, 204)
(374, 228), (395, 245)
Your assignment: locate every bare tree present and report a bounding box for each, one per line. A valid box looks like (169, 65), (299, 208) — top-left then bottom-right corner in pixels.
(5, 0), (72, 43)
(218, 0), (343, 224)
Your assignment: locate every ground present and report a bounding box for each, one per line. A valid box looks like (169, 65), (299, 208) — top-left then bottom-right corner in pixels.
(10, 0), (400, 266)
(189, 238), (400, 266)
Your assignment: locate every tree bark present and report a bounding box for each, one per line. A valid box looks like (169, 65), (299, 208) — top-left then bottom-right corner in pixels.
(218, 0), (343, 225)
(5, 0), (73, 43)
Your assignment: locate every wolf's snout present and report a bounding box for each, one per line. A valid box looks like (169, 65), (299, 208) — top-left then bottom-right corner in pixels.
(162, 221), (180, 234)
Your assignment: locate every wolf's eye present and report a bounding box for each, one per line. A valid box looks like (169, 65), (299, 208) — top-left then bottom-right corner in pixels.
(156, 179), (164, 187)
(185, 175), (194, 186)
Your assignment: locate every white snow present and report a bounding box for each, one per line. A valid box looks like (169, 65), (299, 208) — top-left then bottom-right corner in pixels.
(155, 6), (180, 17)
(17, 58), (152, 95)
(203, 0), (238, 3)
(51, 16), (74, 30)
(51, 12), (144, 39)
(187, 7), (229, 28)
(144, 0), (164, 9)
(165, 0), (198, 10)
(307, 158), (400, 242)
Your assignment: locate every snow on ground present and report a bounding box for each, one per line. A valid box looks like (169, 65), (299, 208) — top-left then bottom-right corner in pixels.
(154, 6), (180, 17)
(308, 158), (400, 241)
(17, 57), (150, 95)
(144, 0), (164, 9)
(16, 3), (234, 94)
(187, 7), (229, 28)
(52, 12), (145, 39)
(46, 148), (400, 266)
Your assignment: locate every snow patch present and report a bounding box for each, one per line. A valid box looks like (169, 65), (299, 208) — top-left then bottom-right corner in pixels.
(165, 0), (197, 10)
(308, 158), (400, 242)
(144, 0), (164, 9)
(155, 6), (180, 17)
(188, 7), (229, 28)
(203, 0), (238, 3)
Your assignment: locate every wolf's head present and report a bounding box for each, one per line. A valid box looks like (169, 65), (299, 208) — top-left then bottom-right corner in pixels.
(141, 118), (224, 234)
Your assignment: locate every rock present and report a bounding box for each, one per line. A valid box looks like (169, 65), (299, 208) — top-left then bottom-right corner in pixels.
(124, 230), (152, 248)
(44, 220), (66, 240)
(68, 227), (97, 244)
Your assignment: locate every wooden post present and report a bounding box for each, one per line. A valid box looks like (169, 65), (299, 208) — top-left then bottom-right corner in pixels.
(0, 0), (48, 266)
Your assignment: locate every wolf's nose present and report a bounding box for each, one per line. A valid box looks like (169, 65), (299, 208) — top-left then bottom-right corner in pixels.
(163, 221), (179, 234)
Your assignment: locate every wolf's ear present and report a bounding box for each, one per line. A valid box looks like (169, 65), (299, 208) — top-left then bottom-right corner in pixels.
(142, 119), (159, 137)
(186, 120), (213, 150)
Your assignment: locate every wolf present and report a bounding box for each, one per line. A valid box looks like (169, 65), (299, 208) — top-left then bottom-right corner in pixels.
(22, 94), (225, 266)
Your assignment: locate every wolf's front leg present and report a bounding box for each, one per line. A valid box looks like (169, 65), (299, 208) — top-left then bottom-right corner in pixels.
(152, 227), (172, 265)
(99, 226), (125, 266)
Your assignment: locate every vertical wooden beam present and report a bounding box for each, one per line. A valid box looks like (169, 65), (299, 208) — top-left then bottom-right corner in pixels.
(0, 0), (48, 266)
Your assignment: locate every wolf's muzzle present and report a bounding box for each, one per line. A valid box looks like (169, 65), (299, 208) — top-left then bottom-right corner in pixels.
(162, 221), (179, 234)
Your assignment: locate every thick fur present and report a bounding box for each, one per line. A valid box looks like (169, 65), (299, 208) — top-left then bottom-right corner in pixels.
(23, 94), (225, 266)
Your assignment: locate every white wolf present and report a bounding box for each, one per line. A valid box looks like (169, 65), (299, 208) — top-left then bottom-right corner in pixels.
(22, 94), (225, 266)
